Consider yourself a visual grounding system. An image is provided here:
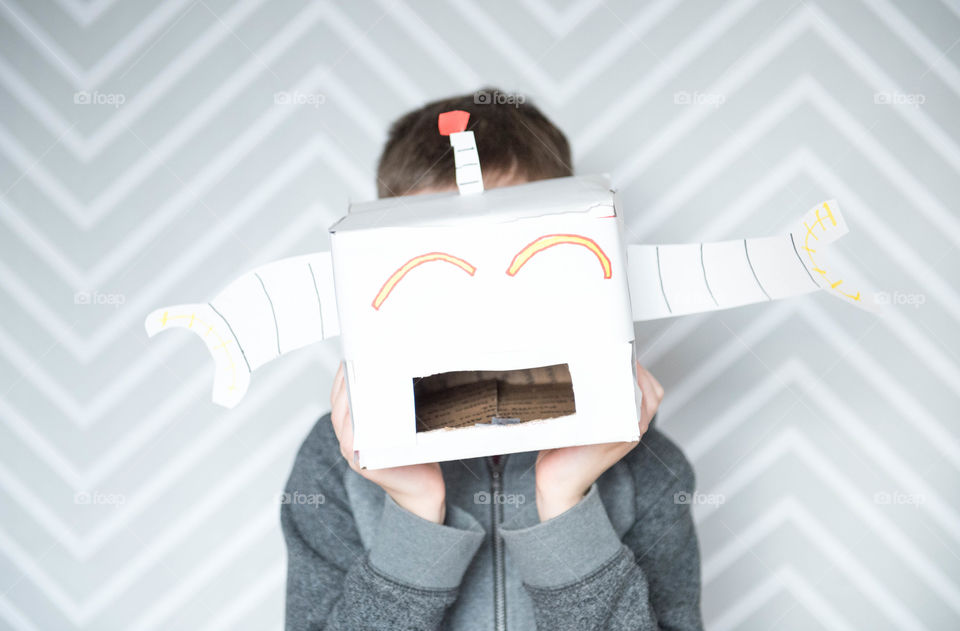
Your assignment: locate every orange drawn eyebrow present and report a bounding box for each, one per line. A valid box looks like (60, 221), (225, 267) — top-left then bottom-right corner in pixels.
(372, 252), (476, 310)
(506, 234), (612, 278)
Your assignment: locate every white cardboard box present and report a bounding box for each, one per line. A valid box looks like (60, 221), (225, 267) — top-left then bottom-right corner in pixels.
(329, 175), (643, 469)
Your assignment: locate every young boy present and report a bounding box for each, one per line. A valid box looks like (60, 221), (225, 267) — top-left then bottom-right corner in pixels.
(281, 91), (703, 631)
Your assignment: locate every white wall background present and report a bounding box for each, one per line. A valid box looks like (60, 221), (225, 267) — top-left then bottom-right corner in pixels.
(1, 0), (959, 629)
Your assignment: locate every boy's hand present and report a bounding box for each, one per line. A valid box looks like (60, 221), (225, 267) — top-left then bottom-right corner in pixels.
(534, 363), (664, 521)
(330, 364), (447, 524)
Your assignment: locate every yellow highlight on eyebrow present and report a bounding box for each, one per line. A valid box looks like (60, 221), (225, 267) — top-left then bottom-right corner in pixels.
(372, 252), (476, 310)
(506, 234), (612, 278)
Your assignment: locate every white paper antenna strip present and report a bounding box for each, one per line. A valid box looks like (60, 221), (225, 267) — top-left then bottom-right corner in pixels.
(449, 130), (484, 195)
(145, 252), (339, 408)
(627, 200), (876, 321)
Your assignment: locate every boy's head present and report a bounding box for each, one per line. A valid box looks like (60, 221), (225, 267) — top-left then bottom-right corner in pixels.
(376, 88), (573, 198)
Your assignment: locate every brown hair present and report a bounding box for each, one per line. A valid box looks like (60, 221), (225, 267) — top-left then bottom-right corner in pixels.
(376, 88), (573, 198)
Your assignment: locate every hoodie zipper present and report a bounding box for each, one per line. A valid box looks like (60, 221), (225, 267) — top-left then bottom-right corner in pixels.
(488, 456), (507, 631)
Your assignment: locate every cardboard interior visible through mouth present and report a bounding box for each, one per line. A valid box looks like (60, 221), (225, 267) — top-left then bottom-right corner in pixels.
(413, 364), (576, 432)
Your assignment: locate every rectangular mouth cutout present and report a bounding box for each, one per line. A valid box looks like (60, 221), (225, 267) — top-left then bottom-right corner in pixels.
(413, 363), (576, 432)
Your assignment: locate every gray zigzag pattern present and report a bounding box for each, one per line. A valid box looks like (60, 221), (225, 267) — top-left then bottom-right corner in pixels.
(1, 0), (958, 629)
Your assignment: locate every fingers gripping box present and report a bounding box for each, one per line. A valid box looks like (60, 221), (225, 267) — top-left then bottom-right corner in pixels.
(330, 175), (643, 469)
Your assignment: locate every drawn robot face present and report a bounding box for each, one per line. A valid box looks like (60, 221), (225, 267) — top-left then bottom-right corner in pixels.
(328, 193), (641, 466)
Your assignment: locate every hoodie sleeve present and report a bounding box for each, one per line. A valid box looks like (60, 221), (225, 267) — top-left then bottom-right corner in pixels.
(499, 431), (703, 630)
(281, 415), (485, 631)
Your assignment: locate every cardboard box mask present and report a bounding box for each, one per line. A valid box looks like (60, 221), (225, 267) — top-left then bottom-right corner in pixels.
(146, 111), (877, 468)
(330, 175), (638, 467)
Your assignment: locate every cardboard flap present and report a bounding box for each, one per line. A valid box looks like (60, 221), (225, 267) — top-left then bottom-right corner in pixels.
(332, 174), (614, 232)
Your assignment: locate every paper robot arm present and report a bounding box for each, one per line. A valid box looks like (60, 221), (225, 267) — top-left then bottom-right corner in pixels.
(627, 200), (876, 321)
(144, 252), (339, 408)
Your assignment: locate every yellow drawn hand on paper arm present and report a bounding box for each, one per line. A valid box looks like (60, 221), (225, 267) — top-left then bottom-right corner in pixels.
(802, 202), (861, 303)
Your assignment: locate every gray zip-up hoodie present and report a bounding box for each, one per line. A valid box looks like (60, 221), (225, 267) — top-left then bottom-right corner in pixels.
(282, 414), (703, 630)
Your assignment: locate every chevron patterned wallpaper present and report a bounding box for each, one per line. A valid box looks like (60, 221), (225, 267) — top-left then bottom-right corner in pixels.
(1, 0), (959, 629)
